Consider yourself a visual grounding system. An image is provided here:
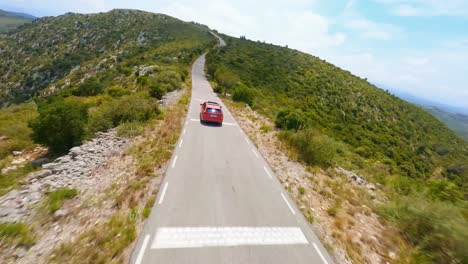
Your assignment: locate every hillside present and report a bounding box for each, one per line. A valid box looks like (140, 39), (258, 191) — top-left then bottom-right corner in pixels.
(207, 36), (467, 181)
(0, 9), (216, 263)
(0, 9), (213, 105)
(0, 9), (35, 32)
(424, 106), (468, 141)
(207, 36), (468, 262)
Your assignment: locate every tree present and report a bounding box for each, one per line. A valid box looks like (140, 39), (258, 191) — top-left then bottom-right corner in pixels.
(149, 82), (166, 99)
(232, 83), (254, 105)
(30, 98), (88, 154)
(72, 77), (104, 96)
(275, 109), (307, 131)
(214, 66), (239, 95)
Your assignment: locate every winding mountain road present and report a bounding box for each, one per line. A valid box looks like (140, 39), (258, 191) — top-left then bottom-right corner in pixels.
(129, 50), (334, 264)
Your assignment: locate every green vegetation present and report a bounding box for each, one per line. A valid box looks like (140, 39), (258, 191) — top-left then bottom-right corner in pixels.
(382, 197), (467, 262)
(30, 98), (88, 154)
(50, 213), (136, 264)
(0, 164), (36, 196)
(0, 9), (215, 105)
(45, 188), (79, 213)
(232, 83), (255, 105)
(72, 77), (104, 96)
(0, 222), (35, 246)
(88, 94), (160, 134)
(207, 36), (468, 263)
(0, 103), (37, 159)
(280, 129), (341, 167)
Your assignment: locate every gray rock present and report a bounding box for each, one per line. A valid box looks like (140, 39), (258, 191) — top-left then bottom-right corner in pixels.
(30, 169), (52, 179)
(31, 157), (49, 167)
(42, 163), (57, 170)
(54, 209), (69, 217)
(12, 150), (23, 156)
(70, 147), (82, 157)
(14, 247), (27, 258)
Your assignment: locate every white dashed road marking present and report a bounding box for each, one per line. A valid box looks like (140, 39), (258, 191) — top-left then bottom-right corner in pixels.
(135, 235), (150, 264)
(313, 242), (329, 264)
(252, 148), (259, 158)
(263, 166), (273, 179)
(183, 128), (186, 135)
(151, 227), (308, 249)
(222, 122), (237, 126)
(244, 137), (250, 144)
(281, 193), (296, 215)
(179, 139), (183, 148)
(171, 156), (178, 168)
(158, 182), (169, 205)
(190, 118), (201, 122)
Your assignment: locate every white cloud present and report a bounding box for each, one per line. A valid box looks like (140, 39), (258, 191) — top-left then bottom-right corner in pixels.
(323, 48), (468, 108)
(374, 0), (468, 16)
(346, 18), (401, 40)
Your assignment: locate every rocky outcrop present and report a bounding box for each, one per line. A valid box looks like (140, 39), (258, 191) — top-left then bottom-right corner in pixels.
(0, 130), (129, 223)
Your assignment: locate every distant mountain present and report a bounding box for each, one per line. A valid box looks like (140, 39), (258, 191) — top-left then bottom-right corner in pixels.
(376, 83), (468, 115)
(423, 106), (468, 141)
(373, 83), (468, 140)
(0, 9), (35, 32)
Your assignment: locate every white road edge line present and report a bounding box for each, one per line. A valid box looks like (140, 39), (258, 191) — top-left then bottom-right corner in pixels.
(158, 182), (169, 204)
(244, 137), (249, 144)
(179, 139), (183, 148)
(252, 148), (259, 158)
(281, 193), (295, 215)
(313, 242), (329, 264)
(171, 156), (178, 168)
(183, 128), (186, 135)
(263, 166), (273, 179)
(135, 235), (150, 264)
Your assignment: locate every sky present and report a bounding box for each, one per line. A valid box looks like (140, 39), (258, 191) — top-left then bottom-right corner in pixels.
(1, 0), (467, 109)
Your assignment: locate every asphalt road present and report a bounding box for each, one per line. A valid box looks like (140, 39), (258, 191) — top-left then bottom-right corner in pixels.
(129, 54), (334, 264)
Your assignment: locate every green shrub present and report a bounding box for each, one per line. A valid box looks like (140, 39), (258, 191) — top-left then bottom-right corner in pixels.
(117, 122), (145, 137)
(149, 82), (166, 99)
(155, 71), (182, 92)
(0, 222), (35, 246)
(280, 129), (339, 167)
(30, 98), (88, 154)
(107, 85), (131, 97)
(0, 103), (37, 159)
(46, 188), (79, 213)
(382, 197), (468, 263)
(232, 83), (254, 105)
(426, 180), (463, 203)
(72, 77), (104, 96)
(214, 66), (239, 94)
(89, 95), (159, 133)
(275, 109), (307, 131)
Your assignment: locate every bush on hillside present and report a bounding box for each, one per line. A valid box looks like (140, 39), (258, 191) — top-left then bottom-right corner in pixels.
(214, 66), (239, 94)
(107, 85), (131, 97)
(280, 129), (340, 167)
(149, 82), (166, 99)
(232, 83), (255, 105)
(30, 98), (88, 154)
(155, 71), (182, 92)
(382, 197), (468, 263)
(88, 95), (159, 133)
(275, 109), (307, 131)
(72, 77), (104, 96)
